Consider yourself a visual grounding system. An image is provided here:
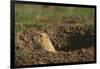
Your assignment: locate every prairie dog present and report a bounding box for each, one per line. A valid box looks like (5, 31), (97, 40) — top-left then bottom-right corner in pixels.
(33, 32), (56, 52)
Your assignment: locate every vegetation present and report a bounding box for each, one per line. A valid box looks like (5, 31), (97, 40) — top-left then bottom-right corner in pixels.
(15, 4), (95, 32)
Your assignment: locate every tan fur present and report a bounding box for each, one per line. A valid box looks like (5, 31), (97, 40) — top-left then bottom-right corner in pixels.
(33, 32), (56, 52)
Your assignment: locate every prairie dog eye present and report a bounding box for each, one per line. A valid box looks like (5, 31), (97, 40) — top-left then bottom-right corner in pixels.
(39, 34), (43, 37)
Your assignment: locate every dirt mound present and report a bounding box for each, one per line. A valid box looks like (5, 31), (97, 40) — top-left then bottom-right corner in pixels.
(15, 23), (95, 67)
(15, 47), (94, 67)
(44, 23), (95, 51)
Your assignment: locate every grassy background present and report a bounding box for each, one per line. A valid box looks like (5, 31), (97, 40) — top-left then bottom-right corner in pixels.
(15, 4), (95, 32)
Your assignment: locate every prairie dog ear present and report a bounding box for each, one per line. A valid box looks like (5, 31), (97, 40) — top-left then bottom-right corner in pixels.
(42, 33), (49, 39)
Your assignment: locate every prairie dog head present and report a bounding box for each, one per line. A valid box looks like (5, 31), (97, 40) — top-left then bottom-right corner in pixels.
(33, 32), (56, 52)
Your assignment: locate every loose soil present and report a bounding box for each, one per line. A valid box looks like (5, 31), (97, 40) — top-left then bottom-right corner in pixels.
(15, 22), (95, 67)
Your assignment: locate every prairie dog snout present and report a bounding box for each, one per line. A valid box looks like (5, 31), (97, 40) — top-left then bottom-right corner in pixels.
(33, 32), (56, 52)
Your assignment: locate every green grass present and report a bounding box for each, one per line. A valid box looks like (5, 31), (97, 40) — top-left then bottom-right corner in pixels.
(15, 4), (95, 32)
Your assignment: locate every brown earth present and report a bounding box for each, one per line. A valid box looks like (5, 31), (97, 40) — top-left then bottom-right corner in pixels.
(15, 23), (95, 67)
